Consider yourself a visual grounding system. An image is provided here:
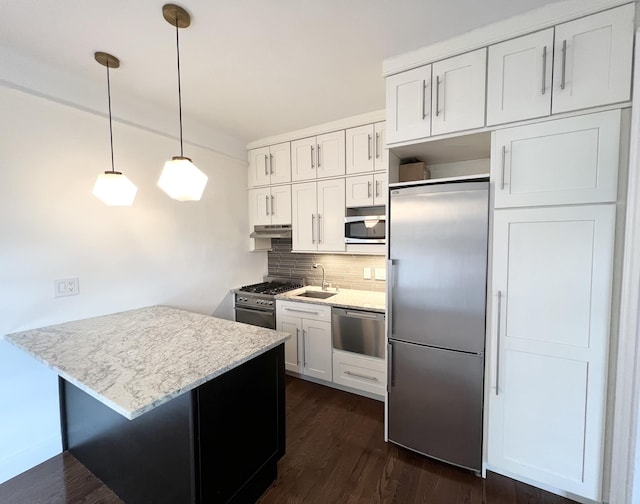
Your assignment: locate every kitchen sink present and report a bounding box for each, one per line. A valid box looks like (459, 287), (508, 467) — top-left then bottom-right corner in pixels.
(295, 290), (337, 299)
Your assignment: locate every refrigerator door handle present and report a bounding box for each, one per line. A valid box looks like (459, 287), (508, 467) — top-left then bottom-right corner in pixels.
(387, 342), (394, 388)
(387, 259), (395, 337)
(496, 290), (502, 396)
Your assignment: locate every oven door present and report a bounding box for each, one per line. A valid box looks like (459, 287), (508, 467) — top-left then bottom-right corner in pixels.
(235, 306), (276, 330)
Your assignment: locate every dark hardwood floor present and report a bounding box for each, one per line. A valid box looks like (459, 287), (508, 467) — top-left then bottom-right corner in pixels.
(0, 376), (576, 504)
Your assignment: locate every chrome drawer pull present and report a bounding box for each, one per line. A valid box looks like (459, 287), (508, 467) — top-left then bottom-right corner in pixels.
(345, 370), (378, 382)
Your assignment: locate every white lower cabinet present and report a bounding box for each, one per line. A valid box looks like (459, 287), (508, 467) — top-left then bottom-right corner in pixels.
(276, 301), (332, 381)
(332, 350), (386, 397)
(487, 204), (615, 501)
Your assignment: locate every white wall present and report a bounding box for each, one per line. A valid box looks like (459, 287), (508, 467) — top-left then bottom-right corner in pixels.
(0, 85), (267, 482)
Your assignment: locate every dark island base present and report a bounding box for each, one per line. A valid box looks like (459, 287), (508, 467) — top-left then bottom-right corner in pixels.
(59, 344), (285, 504)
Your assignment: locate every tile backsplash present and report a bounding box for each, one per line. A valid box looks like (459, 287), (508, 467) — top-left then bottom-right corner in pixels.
(268, 239), (386, 292)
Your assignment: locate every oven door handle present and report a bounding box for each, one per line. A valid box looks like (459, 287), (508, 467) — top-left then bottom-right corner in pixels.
(235, 306), (274, 315)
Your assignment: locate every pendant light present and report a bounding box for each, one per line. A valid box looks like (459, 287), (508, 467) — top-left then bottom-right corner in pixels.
(92, 52), (138, 206)
(157, 4), (208, 202)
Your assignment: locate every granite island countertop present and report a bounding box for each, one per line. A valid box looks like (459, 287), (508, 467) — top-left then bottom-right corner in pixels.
(277, 286), (386, 313)
(5, 305), (290, 420)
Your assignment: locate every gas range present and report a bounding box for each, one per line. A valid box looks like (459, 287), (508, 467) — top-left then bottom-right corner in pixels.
(235, 279), (303, 314)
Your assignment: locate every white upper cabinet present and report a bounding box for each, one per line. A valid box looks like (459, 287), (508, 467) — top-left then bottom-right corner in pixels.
(248, 142), (291, 187)
(386, 65), (432, 144)
(431, 49), (487, 136)
(346, 124), (374, 174)
(248, 185), (292, 226)
(493, 110), (621, 208)
(373, 122), (387, 172)
(346, 172), (387, 208)
(487, 29), (553, 126)
(291, 179), (345, 253)
(552, 4), (634, 114)
(346, 122), (388, 175)
(291, 131), (346, 182)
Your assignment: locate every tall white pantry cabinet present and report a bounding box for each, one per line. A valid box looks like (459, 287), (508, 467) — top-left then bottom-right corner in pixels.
(383, 2), (635, 501)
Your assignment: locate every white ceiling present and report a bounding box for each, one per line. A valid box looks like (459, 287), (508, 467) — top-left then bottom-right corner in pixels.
(0, 0), (565, 145)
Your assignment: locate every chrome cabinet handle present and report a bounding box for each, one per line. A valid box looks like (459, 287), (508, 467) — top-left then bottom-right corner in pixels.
(541, 46), (547, 95)
(310, 145), (315, 168)
(375, 132), (380, 159)
(296, 328), (301, 366)
(284, 307), (320, 315)
(317, 214), (322, 244)
(345, 370), (378, 382)
(501, 146), (506, 191)
(421, 79), (427, 119)
(270, 153), (274, 175)
(560, 40), (567, 90)
(375, 180), (380, 198)
(311, 214), (316, 243)
(387, 342), (394, 388)
(368, 181), (372, 198)
(271, 195), (275, 216)
(265, 195), (270, 215)
(367, 134), (372, 160)
(317, 144), (321, 168)
(302, 329), (307, 368)
(264, 154), (269, 176)
(435, 75), (441, 117)
(496, 290), (503, 396)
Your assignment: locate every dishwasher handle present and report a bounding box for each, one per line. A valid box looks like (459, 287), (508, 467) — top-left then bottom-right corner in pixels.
(332, 307), (384, 321)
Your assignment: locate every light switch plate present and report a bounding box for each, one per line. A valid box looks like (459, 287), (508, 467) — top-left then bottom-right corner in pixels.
(363, 267), (372, 280)
(375, 268), (386, 281)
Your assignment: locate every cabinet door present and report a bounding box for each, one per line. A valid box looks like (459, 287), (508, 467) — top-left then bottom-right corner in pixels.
(386, 65), (432, 144)
(373, 122), (387, 172)
(317, 178), (346, 252)
(432, 49), (486, 136)
(270, 184), (292, 225)
(269, 142), (291, 185)
(487, 29), (553, 126)
(493, 109), (620, 208)
(291, 182), (317, 252)
(248, 147), (270, 187)
(291, 137), (316, 182)
(302, 319), (332, 381)
(248, 187), (271, 226)
(487, 205), (615, 500)
(373, 172), (388, 206)
(346, 124), (375, 175)
(277, 315), (302, 373)
(552, 3), (634, 114)
(317, 131), (346, 179)
(346, 175), (374, 208)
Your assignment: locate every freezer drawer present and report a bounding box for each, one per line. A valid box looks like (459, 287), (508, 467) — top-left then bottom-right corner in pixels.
(388, 339), (484, 471)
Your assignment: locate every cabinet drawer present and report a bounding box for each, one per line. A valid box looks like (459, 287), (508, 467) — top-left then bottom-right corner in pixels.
(493, 109), (620, 208)
(332, 350), (386, 396)
(276, 300), (332, 323)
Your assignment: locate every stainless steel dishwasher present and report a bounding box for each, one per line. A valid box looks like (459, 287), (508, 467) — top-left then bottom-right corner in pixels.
(332, 307), (385, 358)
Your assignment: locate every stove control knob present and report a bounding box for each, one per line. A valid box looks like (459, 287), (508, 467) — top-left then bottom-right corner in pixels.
(268, 301), (274, 305)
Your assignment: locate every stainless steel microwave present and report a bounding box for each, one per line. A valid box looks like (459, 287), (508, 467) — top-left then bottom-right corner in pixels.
(344, 215), (386, 243)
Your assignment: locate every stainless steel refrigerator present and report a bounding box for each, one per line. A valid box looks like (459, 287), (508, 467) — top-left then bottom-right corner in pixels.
(387, 179), (489, 473)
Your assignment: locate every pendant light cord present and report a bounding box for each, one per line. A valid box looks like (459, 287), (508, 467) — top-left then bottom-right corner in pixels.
(175, 17), (184, 157)
(106, 61), (116, 173)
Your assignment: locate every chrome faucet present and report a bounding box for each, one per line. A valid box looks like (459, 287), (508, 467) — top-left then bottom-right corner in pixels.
(313, 263), (328, 291)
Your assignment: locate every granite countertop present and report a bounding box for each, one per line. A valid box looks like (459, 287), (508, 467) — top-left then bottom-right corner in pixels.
(277, 286), (386, 313)
(5, 305), (290, 420)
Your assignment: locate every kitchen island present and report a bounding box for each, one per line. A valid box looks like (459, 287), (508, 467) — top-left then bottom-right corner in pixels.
(5, 305), (290, 504)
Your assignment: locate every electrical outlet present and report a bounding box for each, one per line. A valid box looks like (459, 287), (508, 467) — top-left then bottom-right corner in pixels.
(375, 268), (386, 281)
(363, 267), (372, 280)
(55, 277), (79, 298)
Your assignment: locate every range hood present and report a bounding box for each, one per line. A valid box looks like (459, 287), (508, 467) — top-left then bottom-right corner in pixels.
(250, 224), (292, 239)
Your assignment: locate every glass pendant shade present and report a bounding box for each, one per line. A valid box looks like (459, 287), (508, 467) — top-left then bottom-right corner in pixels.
(93, 171), (138, 206)
(157, 156), (208, 201)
